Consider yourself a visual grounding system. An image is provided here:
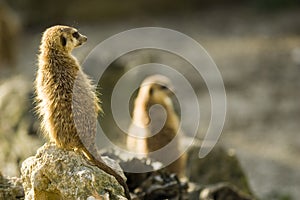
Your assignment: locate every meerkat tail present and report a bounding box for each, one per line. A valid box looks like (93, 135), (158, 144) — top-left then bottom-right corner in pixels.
(81, 146), (131, 199)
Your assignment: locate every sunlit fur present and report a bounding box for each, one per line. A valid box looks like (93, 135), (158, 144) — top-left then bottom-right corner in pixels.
(35, 25), (101, 150)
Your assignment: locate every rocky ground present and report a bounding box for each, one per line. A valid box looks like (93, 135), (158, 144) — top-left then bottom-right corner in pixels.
(0, 7), (299, 199)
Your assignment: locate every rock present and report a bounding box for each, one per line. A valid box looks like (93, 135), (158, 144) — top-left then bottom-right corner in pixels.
(132, 172), (189, 200)
(103, 150), (192, 200)
(0, 171), (24, 199)
(186, 145), (254, 196)
(102, 144), (257, 200)
(199, 182), (254, 200)
(21, 143), (127, 200)
(121, 158), (156, 191)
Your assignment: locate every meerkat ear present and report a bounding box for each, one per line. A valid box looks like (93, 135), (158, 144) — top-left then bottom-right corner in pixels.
(60, 35), (67, 46)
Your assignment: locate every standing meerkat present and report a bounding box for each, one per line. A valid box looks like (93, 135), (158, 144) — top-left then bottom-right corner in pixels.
(127, 75), (186, 177)
(35, 25), (131, 199)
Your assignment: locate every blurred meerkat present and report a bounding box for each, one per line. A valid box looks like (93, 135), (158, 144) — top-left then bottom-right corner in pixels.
(0, 1), (20, 68)
(127, 75), (186, 177)
(35, 25), (130, 199)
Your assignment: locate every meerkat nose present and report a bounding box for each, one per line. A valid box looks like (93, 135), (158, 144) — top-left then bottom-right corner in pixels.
(82, 36), (87, 42)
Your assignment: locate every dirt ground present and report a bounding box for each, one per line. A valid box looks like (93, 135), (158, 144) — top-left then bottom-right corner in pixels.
(1, 7), (300, 199)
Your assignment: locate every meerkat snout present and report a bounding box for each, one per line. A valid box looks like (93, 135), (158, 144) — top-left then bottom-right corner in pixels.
(74, 32), (87, 46)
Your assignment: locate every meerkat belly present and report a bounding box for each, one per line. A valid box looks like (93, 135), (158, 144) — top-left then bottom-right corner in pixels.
(41, 72), (79, 149)
(147, 126), (178, 152)
(147, 105), (178, 152)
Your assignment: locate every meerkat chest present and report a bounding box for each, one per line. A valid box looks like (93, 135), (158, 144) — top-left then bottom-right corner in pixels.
(148, 104), (179, 137)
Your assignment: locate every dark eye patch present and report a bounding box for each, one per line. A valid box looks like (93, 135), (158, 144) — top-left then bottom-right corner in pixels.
(60, 35), (67, 46)
(149, 87), (154, 96)
(72, 32), (80, 39)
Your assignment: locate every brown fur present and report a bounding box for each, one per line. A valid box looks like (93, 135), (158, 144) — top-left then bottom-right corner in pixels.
(35, 25), (130, 199)
(127, 75), (186, 177)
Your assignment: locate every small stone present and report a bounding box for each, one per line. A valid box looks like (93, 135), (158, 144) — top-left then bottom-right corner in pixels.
(0, 171), (24, 199)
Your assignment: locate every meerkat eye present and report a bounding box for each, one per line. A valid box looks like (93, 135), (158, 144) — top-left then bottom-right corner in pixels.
(72, 31), (80, 39)
(160, 85), (168, 90)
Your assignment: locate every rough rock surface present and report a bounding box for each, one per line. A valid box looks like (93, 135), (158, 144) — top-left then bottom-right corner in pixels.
(21, 143), (127, 200)
(187, 144), (253, 196)
(199, 183), (254, 200)
(0, 171), (24, 199)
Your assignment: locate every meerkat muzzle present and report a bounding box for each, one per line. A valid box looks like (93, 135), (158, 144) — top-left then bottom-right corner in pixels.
(77, 35), (87, 46)
(81, 35), (87, 42)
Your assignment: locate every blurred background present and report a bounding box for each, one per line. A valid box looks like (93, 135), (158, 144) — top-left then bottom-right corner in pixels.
(0, 0), (300, 199)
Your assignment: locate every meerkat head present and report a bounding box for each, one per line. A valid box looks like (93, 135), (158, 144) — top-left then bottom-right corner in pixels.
(41, 25), (87, 53)
(139, 75), (175, 107)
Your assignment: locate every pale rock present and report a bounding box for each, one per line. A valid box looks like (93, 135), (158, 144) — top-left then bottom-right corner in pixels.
(21, 143), (127, 200)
